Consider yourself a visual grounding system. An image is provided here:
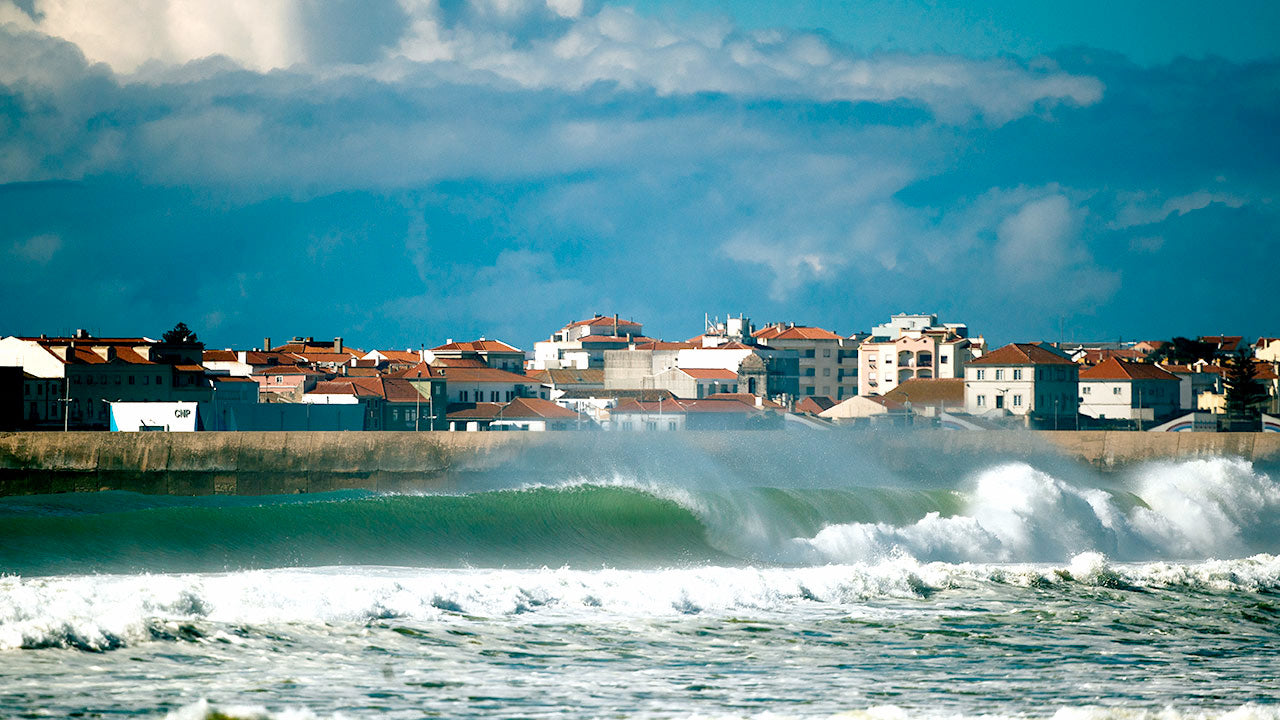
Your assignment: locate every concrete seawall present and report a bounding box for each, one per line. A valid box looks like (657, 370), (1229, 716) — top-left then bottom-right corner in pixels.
(1, 430), (1278, 496)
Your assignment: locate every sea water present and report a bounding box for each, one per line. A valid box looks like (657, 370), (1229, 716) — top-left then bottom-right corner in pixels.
(1, 440), (1279, 719)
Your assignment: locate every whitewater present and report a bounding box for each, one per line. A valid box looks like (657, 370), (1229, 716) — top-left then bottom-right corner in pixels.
(1, 437), (1279, 719)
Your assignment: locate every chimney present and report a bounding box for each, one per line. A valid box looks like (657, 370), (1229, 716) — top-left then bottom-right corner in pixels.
(334, 337), (343, 353)
(75, 328), (89, 339)
(614, 313), (619, 337)
(237, 350), (247, 364)
(264, 337), (271, 352)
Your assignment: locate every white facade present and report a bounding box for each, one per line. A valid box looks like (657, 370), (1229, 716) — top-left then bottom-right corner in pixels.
(109, 401), (199, 431)
(1079, 378), (1179, 423)
(963, 345), (1078, 420)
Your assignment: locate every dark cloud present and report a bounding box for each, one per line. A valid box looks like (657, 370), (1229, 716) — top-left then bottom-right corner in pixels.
(0, 6), (1276, 350)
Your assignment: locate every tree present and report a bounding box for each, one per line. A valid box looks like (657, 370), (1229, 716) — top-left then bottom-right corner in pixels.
(1148, 336), (1216, 365)
(162, 322), (200, 345)
(1223, 348), (1268, 430)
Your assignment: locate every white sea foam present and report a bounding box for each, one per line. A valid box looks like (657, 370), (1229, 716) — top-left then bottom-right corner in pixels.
(796, 458), (1280, 564)
(160, 701), (1280, 720)
(4, 553), (1278, 652)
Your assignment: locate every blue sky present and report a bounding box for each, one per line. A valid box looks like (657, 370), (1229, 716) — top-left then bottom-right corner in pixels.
(0, 0), (1277, 352)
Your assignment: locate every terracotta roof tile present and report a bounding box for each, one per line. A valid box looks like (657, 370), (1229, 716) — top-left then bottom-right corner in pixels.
(496, 397), (581, 420)
(1080, 358), (1180, 381)
(753, 325), (843, 341)
(431, 339), (523, 353)
(679, 368), (740, 380)
(969, 343), (1074, 366)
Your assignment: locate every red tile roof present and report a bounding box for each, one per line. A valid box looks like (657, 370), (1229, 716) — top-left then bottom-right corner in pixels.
(203, 350), (238, 362)
(969, 343), (1075, 366)
(431, 357), (488, 368)
(527, 368), (605, 385)
(680, 368), (739, 380)
(496, 397), (581, 420)
(753, 325), (843, 341)
(388, 362), (442, 379)
(435, 366), (542, 384)
(565, 316), (642, 329)
(375, 350), (423, 363)
(882, 378), (965, 407)
(611, 397), (761, 415)
(1080, 358), (1180, 381)
(579, 335), (651, 343)
(431, 339), (523, 353)
(446, 402), (506, 419)
(632, 341), (700, 351)
(1199, 336), (1243, 352)
(253, 366), (326, 376)
(704, 393), (782, 409)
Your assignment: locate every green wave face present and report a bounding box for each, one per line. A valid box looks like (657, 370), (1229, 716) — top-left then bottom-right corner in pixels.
(0, 487), (738, 576)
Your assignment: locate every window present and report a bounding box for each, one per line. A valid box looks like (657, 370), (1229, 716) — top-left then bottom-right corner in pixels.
(804, 349), (816, 358)
(1013, 394), (1023, 407)
(275, 376), (283, 384)
(1113, 387), (1122, 395)
(392, 409), (400, 420)
(1082, 386), (1091, 394)
(460, 390), (469, 402)
(977, 395), (986, 407)
(668, 421), (677, 431)
(128, 376), (135, 385)
(976, 369), (985, 380)
(805, 387), (815, 395)
(31, 385), (38, 396)
(491, 391), (499, 402)
(822, 368), (831, 377)
(995, 369), (1004, 380)
(114, 376), (121, 385)
(156, 376), (163, 385)
(87, 376), (94, 385)
(804, 368), (816, 377)
(506, 391), (514, 401)
(143, 376), (149, 385)
(940, 356), (949, 364)
(407, 409), (416, 422)
(645, 421), (657, 431)
(995, 395), (1004, 409)
(823, 349), (831, 358)
(1013, 369), (1022, 380)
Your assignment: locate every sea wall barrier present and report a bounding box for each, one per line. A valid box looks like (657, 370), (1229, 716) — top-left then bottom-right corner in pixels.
(0, 430), (1278, 496)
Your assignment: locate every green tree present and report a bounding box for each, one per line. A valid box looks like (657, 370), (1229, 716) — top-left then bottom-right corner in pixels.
(1223, 348), (1268, 430)
(162, 322), (200, 345)
(1148, 336), (1216, 365)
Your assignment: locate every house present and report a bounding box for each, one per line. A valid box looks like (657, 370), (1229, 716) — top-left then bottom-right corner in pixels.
(532, 315), (647, 370)
(882, 378), (966, 417)
(525, 368), (605, 398)
(489, 397), (591, 431)
(649, 367), (740, 399)
(552, 388), (676, 425)
(609, 396), (781, 431)
(818, 395), (906, 425)
(1079, 358), (1181, 425)
(301, 376), (442, 430)
(0, 331), (211, 429)
(857, 332), (975, 397)
(446, 402), (506, 432)
(603, 342), (798, 399)
(253, 366), (328, 402)
(433, 365), (547, 404)
(795, 396), (837, 415)
(963, 343), (1078, 422)
(1199, 335), (1243, 356)
(752, 323), (859, 400)
(1255, 338), (1280, 363)
(429, 339), (525, 373)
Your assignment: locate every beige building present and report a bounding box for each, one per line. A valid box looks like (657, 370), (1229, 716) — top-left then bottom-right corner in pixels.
(752, 324), (858, 400)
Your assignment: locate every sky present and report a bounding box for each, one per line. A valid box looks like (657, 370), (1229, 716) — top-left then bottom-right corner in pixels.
(0, 0), (1277, 352)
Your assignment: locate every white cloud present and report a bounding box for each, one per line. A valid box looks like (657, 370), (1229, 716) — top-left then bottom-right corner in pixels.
(995, 194), (1082, 282)
(9, 0), (1102, 124)
(10, 233), (61, 263)
(1110, 190), (1248, 229)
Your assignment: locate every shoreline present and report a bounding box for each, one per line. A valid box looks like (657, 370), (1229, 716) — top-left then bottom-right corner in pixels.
(1, 430), (1278, 497)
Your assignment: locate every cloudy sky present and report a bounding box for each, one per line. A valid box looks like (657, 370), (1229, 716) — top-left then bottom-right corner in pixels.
(1, 0), (1277, 351)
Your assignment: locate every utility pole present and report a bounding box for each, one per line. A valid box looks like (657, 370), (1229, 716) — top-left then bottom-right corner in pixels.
(60, 376), (71, 432)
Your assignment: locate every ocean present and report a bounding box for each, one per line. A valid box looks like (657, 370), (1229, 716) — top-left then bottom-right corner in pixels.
(1, 435), (1278, 719)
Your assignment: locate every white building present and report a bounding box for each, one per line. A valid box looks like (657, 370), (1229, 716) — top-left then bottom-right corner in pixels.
(1078, 358), (1181, 424)
(532, 315), (645, 370)
(964, 343), (1078, 420)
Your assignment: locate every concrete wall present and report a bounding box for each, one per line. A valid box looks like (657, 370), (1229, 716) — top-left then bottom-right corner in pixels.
(1, 430), (1279, 496)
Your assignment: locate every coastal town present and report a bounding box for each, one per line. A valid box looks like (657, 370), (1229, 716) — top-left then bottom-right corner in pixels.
(1, 313), (1277, 433)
